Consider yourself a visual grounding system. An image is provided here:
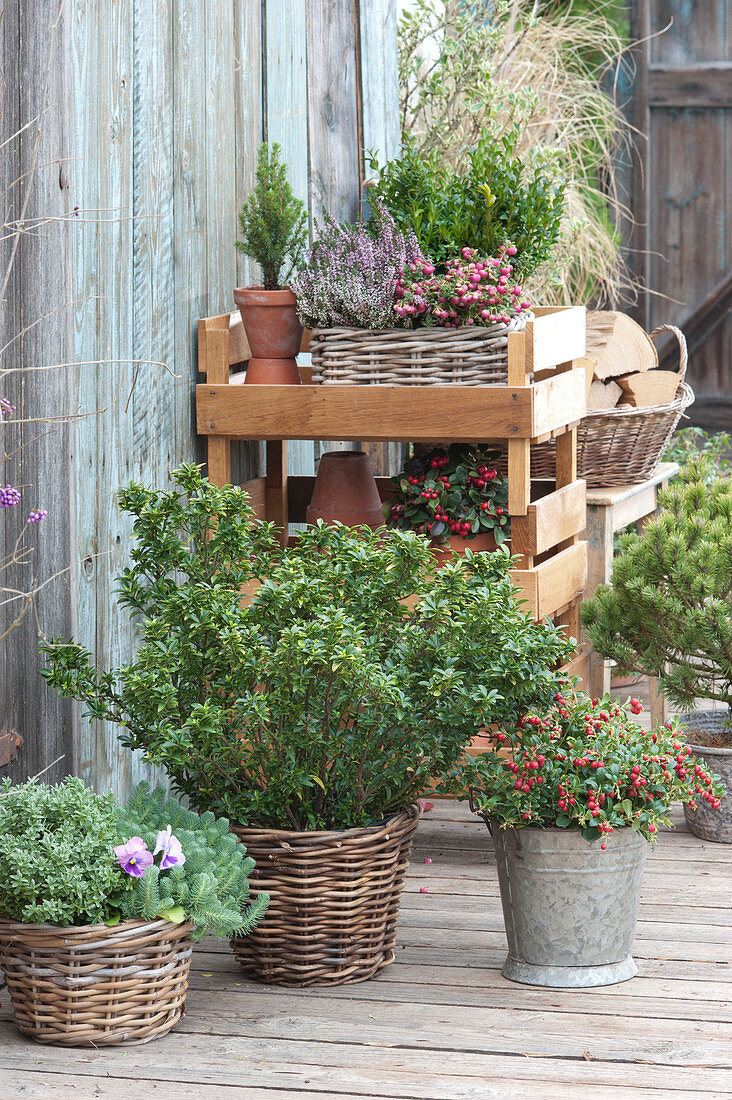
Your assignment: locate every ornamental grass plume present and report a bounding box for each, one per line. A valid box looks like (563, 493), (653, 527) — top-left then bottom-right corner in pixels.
(292, 202), (427, 330)
(398, 0), (635, 306)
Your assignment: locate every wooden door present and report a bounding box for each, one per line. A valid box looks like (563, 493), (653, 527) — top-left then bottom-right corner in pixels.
(629, 1), (732, 428)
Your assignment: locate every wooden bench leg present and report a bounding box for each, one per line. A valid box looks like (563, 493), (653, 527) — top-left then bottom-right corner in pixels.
(649, 677), (668, 728)
(584, 502), (613, 700)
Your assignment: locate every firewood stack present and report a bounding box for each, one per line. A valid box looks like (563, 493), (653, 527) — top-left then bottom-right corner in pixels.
(581, 312), (681, 411)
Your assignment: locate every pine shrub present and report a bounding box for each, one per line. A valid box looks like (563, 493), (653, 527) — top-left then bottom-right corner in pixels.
(582, 460), (732, 713)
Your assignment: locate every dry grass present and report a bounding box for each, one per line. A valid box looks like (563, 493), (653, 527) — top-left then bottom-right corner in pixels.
(399, 0), (637, 307)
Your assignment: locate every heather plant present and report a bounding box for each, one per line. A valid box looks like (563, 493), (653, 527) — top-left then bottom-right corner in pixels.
(471, 690), (724, 845)
(582, 460), (732, 716)
(235, 142), (308, 290)
(0, 775), (268, 939)
(395, 245), (530, 329)
(385, 444), (509, 546)
(368, 132), (564, 281)
(42, 464), (571, 831)
(292, 202), (426, 330)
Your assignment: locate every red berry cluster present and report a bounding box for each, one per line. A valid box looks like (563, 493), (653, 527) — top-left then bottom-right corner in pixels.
(385, 445), (509, 546)
(471, 689), (725, 846)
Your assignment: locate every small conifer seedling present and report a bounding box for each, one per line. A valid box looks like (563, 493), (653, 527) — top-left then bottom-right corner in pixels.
(235, 142), (308, 290)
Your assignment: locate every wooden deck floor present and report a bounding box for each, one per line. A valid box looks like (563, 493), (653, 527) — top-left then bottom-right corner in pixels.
(1, 800), (731, 1100)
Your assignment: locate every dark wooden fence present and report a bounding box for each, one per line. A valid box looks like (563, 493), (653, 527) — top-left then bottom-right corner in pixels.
(627, 0), (732, 428)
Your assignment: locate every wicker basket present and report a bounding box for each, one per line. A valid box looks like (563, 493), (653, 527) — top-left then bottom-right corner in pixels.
(231, 805), (420, 987)
(520, 325), (694, 488)
(310, 316), (527, 385)
(0, 917), (193, 1046)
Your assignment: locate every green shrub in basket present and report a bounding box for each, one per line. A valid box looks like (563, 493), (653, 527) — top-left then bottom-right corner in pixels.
(42, 463), (572, 833)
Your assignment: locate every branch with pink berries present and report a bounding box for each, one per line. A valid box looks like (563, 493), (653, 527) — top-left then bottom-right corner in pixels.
(394, 245), (531, 329)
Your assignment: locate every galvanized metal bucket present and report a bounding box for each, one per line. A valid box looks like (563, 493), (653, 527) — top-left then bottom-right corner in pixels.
(487, 822), (647, 988)
(679, 710), (732, 843)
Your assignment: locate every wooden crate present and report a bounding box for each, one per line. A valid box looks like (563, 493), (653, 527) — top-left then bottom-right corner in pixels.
(196, 305), (589, 654)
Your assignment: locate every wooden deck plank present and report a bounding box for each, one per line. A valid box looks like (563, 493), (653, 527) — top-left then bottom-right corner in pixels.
(1, 802), (729, 1098)
(3, 1058), (731, 1100)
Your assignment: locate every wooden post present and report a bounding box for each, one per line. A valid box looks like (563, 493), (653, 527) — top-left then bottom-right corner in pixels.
(266, 441), (289, 546)
(204, 328), (232, 487)
(584, 502), (614, 700)
(507, 331), (530, 517)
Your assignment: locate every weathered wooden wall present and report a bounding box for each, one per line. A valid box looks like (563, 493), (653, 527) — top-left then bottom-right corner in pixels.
(627, 0), (732, 427)
(0, 1), (78, 785)
(1, 1), (399, 794)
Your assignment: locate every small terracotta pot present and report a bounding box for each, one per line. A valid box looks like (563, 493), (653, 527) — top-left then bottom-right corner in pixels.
(306, 451), (384, 529)
(431, 529), (498, 567)
(233, 286), (303, 386)
(244, 357), (303, 385)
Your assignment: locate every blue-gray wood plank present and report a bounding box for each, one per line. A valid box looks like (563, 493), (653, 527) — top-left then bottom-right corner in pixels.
(59, 1), (397, 796)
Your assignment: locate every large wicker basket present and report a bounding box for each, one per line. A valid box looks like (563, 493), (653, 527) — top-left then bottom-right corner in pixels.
(0, 917), (193, 1046)
(231, 805), (420, 987)
(310, 316), (527, 385)
(525, 324), (694, 487)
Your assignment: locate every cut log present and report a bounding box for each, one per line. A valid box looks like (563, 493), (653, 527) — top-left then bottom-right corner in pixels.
(616, 370), (681, 407)
(587, 379), (623, 410)
(587, 311), (658, 380)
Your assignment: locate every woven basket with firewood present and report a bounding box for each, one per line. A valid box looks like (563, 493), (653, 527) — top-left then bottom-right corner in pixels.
(530, 315), (693, 488)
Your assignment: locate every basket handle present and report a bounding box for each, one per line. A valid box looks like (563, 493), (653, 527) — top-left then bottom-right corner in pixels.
(649, 324), (688, 385)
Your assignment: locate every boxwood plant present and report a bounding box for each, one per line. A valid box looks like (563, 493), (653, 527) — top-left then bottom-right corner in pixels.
(42, 464), (571, 832)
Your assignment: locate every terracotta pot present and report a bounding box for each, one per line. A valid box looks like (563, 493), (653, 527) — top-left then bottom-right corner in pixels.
(431, 529), (498, 567)
(306, 451), (384, 529)
(233, 286), (303, 385)
(244, 357), (302, 385)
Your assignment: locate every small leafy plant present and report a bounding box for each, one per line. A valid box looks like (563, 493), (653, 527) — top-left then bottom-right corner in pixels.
(471, 689), (724, 845)
(292, 202), (425, 330)
(42, 464), (570, 832)
(394, 245), (530, 329)
(664, 427), (732, 479)
(582, 460), (732, 716)
(368, 132), (564, 280)
(385, 445), (509, 546)
(235, 142), (308, 290)
(0, 776), (268, 939)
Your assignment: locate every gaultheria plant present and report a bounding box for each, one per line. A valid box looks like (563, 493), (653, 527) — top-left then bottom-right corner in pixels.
(292, 202), (427, 330)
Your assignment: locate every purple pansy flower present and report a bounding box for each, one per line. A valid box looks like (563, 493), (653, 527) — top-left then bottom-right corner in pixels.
(154, 825), (185, 870)
(114, 836), (154, 878)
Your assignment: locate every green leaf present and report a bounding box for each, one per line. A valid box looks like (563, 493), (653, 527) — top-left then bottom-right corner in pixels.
(158, 905), (186, 924)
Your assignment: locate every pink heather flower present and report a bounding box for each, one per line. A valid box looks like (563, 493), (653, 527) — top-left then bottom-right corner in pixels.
(27, 508), (47, 524)
(154, 825), (185, 870)
(114, 836), (154, 878)
(0, 485), (20, 508)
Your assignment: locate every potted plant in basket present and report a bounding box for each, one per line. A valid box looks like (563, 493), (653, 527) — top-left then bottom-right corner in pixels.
(292, 202), (531, 386)
(0, 776), (267, 1046)
(234, 141), (309, 385)
(42, 464), (572, 988)
(470, 690), (723, 988)
(384, 443), (509, 556)
(582, 458), (732, 842)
